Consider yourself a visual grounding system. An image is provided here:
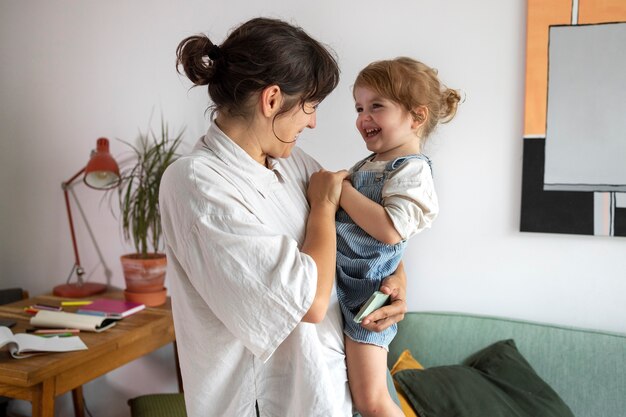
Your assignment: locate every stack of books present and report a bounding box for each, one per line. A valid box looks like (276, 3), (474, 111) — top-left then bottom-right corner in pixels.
(29, 299), (146, 333)
(76, 299), (146, 319)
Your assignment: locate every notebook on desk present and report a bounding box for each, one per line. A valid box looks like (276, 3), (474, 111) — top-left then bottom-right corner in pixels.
(31, 310), (116, 332)
(1, 326), (87, 359)
(76, 299), (145, 319)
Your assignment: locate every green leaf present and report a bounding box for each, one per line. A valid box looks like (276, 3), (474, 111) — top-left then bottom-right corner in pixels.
(108, 116), (185, 258)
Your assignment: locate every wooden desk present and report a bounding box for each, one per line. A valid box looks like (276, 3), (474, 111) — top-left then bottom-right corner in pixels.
(0, 291), (175, 417)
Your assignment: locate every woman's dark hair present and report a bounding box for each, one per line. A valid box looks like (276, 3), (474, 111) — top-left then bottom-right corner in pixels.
(176, 17), (340, 119)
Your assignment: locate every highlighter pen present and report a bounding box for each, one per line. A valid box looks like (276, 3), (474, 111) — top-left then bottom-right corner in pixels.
(61, 301), (93, 306)
(36, 333), (74, 338)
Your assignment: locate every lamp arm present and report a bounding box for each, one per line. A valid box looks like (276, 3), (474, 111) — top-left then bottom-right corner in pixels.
(63, 167), (87, 188)
(62, 167), (86, 285)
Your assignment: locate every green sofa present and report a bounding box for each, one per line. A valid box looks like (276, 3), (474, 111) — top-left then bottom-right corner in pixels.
(388, 312), (626, 417)
(129, 311), (625, 417)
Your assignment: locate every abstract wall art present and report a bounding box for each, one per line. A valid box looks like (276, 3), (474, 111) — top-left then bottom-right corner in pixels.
(520, 0), (626, 237)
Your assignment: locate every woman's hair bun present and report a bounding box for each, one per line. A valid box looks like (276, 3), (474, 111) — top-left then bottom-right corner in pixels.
(176, 35), (220, 86)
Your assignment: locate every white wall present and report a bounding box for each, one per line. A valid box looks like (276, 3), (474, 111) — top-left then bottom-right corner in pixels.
(1, 1), (625, 416)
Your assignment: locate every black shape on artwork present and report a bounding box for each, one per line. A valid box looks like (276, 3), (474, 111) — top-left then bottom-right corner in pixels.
(520, 139), (594, 235)
(614, 208), (626, 237)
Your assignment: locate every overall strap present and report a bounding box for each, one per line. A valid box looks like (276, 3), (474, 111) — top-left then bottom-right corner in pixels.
(385, 154), (433, 174)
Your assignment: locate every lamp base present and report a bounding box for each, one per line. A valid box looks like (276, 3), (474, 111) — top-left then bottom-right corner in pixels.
(53, 282), (107, 298)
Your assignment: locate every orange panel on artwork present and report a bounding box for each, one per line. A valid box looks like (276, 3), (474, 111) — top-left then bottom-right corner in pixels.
(579, 0), (626, 23)
(523, 0), (571, 136)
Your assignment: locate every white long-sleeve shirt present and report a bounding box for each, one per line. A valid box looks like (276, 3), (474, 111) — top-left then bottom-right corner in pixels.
(352, 157), (439, 240)
(159, 123), (352, 417)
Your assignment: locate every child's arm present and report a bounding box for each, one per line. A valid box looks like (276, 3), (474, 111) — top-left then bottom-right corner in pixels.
(340, 179), (402, 245)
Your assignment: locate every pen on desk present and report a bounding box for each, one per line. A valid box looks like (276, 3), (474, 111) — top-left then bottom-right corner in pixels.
(33, 303), (63, 311)
(29, 328), (81, 335)
(61, 301), (93, 306)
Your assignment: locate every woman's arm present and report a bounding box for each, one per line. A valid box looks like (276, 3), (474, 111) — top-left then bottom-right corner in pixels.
(301, 169), (348, 323)
(360, 262), (407, 332)
(340, 180), (402, 245)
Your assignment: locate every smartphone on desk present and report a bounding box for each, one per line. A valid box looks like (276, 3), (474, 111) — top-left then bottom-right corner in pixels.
(0, 319), (17, 328)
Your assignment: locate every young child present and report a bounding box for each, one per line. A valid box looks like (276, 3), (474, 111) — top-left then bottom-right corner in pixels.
(336, 57), (461, 416)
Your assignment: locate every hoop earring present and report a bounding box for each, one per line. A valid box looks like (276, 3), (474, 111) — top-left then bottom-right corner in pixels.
(274, 134), (297, 144)
(271, 118), (297, 144)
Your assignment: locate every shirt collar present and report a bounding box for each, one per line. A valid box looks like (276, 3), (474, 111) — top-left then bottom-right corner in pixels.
(196, 123), (285, 197)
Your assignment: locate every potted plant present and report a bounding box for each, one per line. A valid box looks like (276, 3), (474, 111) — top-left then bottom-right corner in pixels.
(114, 119), (184, 306)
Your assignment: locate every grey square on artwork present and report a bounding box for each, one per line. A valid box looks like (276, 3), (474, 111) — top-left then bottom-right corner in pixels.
(544, 23), (626, 192)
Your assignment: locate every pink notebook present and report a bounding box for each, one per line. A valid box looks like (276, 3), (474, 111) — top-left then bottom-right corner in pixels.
(77, 299), (145, 319)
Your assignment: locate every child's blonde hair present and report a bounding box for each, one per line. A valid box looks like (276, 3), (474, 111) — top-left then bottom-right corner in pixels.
(353, 57), (461, 141)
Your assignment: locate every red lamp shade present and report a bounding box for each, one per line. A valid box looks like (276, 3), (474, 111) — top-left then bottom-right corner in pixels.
(84, 137), (120, 190)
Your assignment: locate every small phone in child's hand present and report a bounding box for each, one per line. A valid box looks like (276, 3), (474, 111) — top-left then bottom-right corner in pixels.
(0, 319), (17, 328)
(353, 291), (390, 323)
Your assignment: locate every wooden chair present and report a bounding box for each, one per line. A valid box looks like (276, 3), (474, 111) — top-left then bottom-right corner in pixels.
(128, 393), (187, 417)
(127, 342), (186, 417)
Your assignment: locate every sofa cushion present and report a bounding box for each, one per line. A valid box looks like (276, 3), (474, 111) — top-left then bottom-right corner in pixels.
(394, 339), (574, 417)
(390, 350), (423, 417)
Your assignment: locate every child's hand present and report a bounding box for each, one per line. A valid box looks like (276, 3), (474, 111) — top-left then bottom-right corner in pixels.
(360, 266), (407, 332)
(307, 169), (349, 209)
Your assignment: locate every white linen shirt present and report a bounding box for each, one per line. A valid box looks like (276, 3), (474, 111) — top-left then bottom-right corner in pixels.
(159, 124), (352, 417)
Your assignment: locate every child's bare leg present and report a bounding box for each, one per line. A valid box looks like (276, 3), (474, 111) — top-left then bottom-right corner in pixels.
(345, 337), (404, 417)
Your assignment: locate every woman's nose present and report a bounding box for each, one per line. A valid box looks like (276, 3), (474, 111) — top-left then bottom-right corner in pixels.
(307, 111), (317, 129)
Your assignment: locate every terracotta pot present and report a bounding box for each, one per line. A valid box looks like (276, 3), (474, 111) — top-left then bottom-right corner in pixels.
(120, 253), (167, 293)
(124, 287), (167, 307)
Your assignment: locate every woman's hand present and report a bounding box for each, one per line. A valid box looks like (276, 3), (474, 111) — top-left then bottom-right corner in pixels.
(307, 169), (349, 209)
(360, 263), (408, 332)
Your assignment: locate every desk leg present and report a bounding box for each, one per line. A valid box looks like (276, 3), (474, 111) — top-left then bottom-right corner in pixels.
(31, 379), (55, 417)
(72, 387), (85, 417)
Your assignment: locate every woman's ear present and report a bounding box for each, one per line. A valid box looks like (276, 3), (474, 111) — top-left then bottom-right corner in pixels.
(260, 85), (283, 118)
(411, 106), (428, 130)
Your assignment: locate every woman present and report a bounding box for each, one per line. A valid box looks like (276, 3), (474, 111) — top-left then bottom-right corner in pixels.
(160, 17), (407, 417)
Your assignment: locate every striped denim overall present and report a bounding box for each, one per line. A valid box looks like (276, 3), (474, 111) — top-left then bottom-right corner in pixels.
(336, 153), (431, 347)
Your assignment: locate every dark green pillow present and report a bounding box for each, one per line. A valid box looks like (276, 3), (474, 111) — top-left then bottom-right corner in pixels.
(394, 339), (574, 417)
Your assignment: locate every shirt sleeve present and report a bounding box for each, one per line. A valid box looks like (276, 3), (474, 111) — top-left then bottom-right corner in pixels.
(181, 212), (316, 362)
(382, 159), (439, 240)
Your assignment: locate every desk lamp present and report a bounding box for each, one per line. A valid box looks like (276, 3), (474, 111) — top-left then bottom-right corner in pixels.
(53, 138), (120, 298)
